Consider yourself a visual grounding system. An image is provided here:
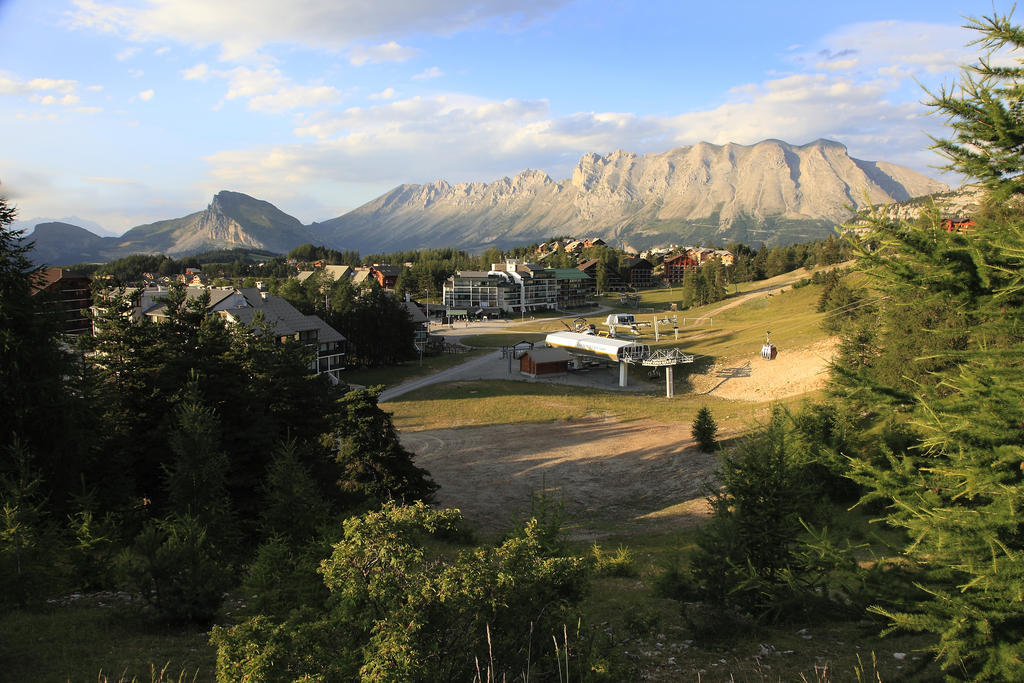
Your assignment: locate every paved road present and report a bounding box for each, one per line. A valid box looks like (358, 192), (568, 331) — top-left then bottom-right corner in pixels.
(378, 350), (502, 402)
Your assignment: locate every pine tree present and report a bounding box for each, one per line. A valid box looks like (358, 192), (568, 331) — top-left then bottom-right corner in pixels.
(839, 11), (1024, 678)
(331, 387), (438, 506)
(691, 406), (718, 452)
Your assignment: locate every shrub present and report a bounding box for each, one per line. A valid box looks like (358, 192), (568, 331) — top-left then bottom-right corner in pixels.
(591, 543), (637, 578)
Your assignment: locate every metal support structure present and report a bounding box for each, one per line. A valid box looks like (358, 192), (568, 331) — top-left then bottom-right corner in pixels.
(619, 360), (628, 387)
(639, 348), (696, 398)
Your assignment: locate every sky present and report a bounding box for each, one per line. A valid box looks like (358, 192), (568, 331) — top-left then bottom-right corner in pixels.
(0, 0), (1008, 235)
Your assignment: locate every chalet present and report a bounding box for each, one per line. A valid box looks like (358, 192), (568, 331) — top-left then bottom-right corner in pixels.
(219, 294), (346, 380)
(577, 258), (628, 292)
(370, 265), (402, 290)
(296, 265), (352, 284)
(403, 299), (430, 349)
(942, 218), (976, 233)
(661, 247), (733, 284)
(30, 267), (93, 336)
(350, 267), (374, 287)
(583, 238), (606, 248)
(713, 249), (735, 266)
(621, 257), (654, 289)
(662, 252), (699, 284)
(136, 285), (346, 380)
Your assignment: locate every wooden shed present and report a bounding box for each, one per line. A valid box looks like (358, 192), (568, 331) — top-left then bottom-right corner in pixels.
(520, 347), (574, 377)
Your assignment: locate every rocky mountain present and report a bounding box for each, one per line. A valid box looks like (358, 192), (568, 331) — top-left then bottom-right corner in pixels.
(313, 139), (948, 252)
(27, 191), (320, 265)
(117, 191), (317, 256)
(865, 183), (986, 224)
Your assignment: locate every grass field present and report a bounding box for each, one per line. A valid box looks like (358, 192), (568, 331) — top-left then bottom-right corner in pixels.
(387, 379), (783, 433)
(0, 597), (213, 681)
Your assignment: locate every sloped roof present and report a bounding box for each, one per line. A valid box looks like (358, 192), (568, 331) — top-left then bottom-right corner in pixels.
(550, 268), (591, 280)
(404, 301), (428, 323)
(225, 295), (345, 343)
(351, 268), (373, 285)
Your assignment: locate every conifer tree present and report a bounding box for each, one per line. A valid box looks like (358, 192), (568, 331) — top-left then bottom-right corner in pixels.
(839, 11), (1024, 678)
(691, 406), (718, 452)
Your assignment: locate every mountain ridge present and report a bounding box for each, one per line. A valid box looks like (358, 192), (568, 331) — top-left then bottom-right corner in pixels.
(24, 139), (951, 264)
(312, 138), (947, 252)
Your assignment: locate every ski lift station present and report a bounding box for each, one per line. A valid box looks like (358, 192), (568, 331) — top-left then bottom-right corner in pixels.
(545, 331), (650, 387)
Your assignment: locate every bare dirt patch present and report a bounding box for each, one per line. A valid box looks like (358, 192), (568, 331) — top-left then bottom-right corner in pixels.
(687, 338), (838, 401)
(402, 416), (722, 538)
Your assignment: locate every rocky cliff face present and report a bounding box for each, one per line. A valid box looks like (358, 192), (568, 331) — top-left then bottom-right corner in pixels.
(314, 139), (948, 251)
(117, 191), (317, 256)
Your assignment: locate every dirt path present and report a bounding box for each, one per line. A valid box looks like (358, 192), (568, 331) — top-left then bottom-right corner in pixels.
(403, 417), (722, 538)
(686, 337), (838, 401)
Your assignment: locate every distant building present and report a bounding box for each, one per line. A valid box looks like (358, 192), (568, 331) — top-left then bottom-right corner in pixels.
(136, 285), (346, 380)
(549, 268), (595, 308)
(31, 267), (93, 336)
(621, 257), (654, 289)
(443, 259), (559, 314)
(662, 248), (733, 284)
(942, 218), (976, 233)
(296, 264), (352, 284)
(370, 264), (402, 290)
(577, 258), (628, 292)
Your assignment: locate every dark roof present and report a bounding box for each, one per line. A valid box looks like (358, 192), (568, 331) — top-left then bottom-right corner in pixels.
(551, 268), (591, 280)
(622, 257), (652, 270)
(224, 294), (345, 343)
(372, 265), (402, 277)
(185, 286), (235, 308)
(577, 258), (600, 271)
(30, 267), (90, 294)
(404, 301), (428, 324)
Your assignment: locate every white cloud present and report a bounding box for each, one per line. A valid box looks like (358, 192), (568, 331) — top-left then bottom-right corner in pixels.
(413, 66), (443, 80)
(181, 63), (211, 80)
(153, 46), (170, 55)
(204, 56), (957, 206)
(349, 41), (418, 66)
(220, 65), (340, 112)
(180, 63), (341, 112)
(369, 87), (396, 100)
(0, 73), (78, 95)
(799, 20), (977, 81)
(67, 0), (570, 59)
(116, 46), (140, 60)
(138, 88), (155, 101)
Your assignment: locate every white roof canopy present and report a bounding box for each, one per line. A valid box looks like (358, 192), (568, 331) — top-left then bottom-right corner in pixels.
(544, 331), (650, 362)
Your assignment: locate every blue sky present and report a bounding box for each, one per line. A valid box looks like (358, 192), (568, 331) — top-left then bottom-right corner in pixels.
(0, 0), (1005, 235)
